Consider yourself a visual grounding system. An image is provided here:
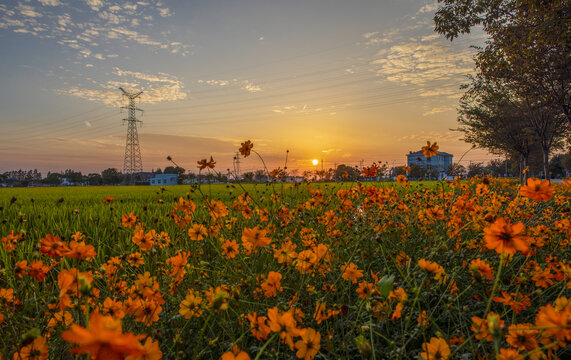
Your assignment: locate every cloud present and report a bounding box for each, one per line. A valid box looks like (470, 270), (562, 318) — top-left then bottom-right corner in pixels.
(197, 79), (263, 93)
(38, 0), (62, 6)
(57, 68), (187, 105)
(84, 120), (92, 127)
(0, 0), (191, 59)
(422, 106), (454, 116)
(86, 0), (103, 12)
(397, 130), (462, 142)
(371, 41), (474, 86)
(271, 103), (346, 115)
(158, 8), (172, 17)
(418, 2), (439, 14)
(419, 88), (458, 97)
(114, 68), (180, 85)
(17, 4), (42, 18)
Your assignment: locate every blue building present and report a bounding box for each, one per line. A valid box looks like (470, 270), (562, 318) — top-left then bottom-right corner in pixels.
(406, 150), (453, 178)
(150, 174), (178, 186)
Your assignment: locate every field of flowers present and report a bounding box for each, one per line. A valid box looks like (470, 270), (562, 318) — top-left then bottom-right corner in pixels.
(0, 146), (570, 360)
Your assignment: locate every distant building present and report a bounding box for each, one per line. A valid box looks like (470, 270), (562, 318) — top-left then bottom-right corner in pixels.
(406, 151), (453, 178)
(150, 174), (178, 186)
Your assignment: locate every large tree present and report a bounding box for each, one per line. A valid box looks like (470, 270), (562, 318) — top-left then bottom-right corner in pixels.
(434, 0), (570, 125)
(435, 0), (570, 179)
(457, 75), (537, 182)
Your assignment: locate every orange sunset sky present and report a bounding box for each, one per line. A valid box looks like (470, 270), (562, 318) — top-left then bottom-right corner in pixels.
(0, 0), (494, 174)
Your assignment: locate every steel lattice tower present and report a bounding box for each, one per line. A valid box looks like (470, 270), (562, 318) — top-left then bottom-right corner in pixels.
(120, 88), (144, 184)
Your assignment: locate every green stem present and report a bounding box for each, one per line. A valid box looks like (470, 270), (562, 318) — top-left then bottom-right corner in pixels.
(254, 333), (278, 360)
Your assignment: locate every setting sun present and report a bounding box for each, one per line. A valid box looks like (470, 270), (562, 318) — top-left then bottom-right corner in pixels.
(312, 159), (319, 166)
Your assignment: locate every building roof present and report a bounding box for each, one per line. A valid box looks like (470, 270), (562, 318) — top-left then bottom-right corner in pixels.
(151, 174), (178, 178)
(406, 150), (453, 157)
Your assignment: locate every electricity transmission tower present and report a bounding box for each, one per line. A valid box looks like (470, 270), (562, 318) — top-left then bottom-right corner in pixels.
(120, 88), (144, 184)
(234, 152), (241, 178)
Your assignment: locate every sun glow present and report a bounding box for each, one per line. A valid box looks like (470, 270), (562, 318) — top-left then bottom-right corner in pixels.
(312, 159), (319, 166)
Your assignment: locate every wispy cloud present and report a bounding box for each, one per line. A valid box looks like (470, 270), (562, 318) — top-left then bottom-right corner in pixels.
(197, 79), (263, 93)
(38, 0), (62, 6)
(422, 106), (454, 116)
(371, 41), (474, 86)
(397, 130), (462, 142)
(57, 68), (187, 105)
(417, 2), (439, 14)
(0, 0), (190, 59)
(271, 103), (347, 116)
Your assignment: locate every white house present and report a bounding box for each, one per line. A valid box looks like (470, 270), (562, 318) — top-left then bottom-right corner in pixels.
(150, 174), (178, 186)
(406, 150), (453, 178)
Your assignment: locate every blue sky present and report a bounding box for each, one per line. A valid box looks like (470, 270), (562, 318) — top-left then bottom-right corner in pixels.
(0, 0), (492, 174)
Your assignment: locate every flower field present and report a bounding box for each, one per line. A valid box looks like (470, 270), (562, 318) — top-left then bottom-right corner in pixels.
(0, 172), (570, 359)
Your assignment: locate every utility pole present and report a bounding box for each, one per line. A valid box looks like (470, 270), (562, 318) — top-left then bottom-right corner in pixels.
(120, 88), (144, 185)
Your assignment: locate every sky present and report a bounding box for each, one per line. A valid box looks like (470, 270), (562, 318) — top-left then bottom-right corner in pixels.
(0, 0), (494, 175)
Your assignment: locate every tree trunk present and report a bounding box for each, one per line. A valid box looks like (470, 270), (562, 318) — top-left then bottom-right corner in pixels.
(542, 146), (550, 180)
(519, 155), (524, 185)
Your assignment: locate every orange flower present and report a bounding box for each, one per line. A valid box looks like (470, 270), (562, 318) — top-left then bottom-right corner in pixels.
(341, 262), (364, 284)
(127, 252), (144, 267)
(356, 281), (374, 299)
(519, 178), (554, 202)
(267, 307), (301, 350)
(396, 174), (407, 185)
(497, 348), (522, 360)
(312, 302), (341, 324)
(505, 323), (538, 351)
(122, 212), (138, 228)
(66, 240), (97, 261)
(246, 312), (271, 340)
(14, 260), (30, 278)
(1, 230), (20, 252)
(221, 344), (250, 360)
(103, 196), (115, 204)
(132, 299), (162, 326)
(62, 311), (145, 360)
(532, 267), (555, 288)
(260, 271), (283, 298)
(534, 300), (571, 344)
(197, 156), (216, 170)
(102, 297), (126, 319)
(484, 217), (529, 255)
(27, 260), (50, 282)
(492, 292), (531, 313)
(47, 310), (74, 328)
(471, 312), (504, 341)
(273, 240), (297, 265)
(469, 258), (494, 281)
(221, 239), (240, 259)
(179, 289), (203, 319)
(206, 199), (229, 219)
(125, 337), (163, 360)
(241, 226), (271, 249)
(132, 229), (154, 251)
(188, 224), (208, 241)
(295, 327), (321, 360)
(239, 140), (254, 157)
(421, 141), (439, 158)
(419, 337), (450, 360)
(13, 335), (49, 360)
(40, 234), (69, 258)
(418, 259), (447, 283)
(361, 164), (379, 177)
